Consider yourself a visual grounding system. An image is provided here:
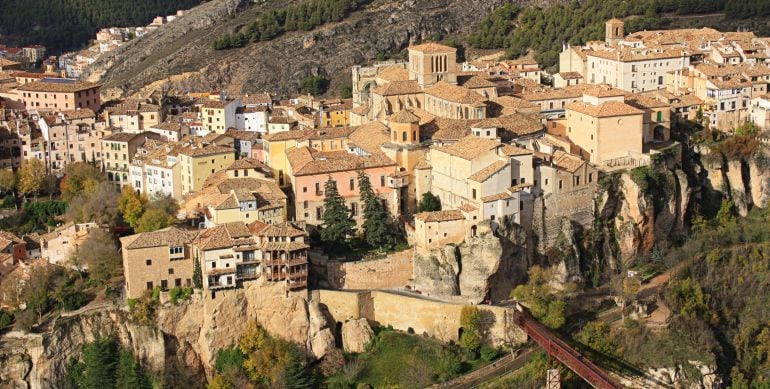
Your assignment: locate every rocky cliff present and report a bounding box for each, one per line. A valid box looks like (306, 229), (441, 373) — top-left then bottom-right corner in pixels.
(0, 280), (336, 388)
(83, 0), (515, 99)
(412, 220), (528, 303)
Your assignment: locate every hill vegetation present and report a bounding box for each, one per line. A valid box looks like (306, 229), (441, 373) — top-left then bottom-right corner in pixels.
(467, 0), (762, 71)
(212, 0), (370, 50)
(0, 0), (202, 52)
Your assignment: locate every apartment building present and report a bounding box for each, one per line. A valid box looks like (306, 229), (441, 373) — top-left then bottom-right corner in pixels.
(178, 142), (234, 194)
(101, 131), (162, 189)
(201, 100), (239, 134)
(37, 109), (111, 173)
(121, 228), (200, 299)
(128, 141), (183, 200)
(104, 100), (164, 132)
(17, 78), (101, 112)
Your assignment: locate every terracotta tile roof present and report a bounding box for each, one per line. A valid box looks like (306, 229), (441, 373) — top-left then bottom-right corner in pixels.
(481, 191), (513, 202)
(258, 222), (305, 238)
(348, 121), (389, 155)
(552, 150), (584, 173)
(425, 81), (487, 105)
(227, 157), (271, 172)
(414, 210), (464, 222)
(434, 135), (501, 160)
(214, 177), (286, 205)
(458, 75), (497, 89)
(351, 105), (370, 116)
(195, 222), (255, 251)
(61, 109), (96, 120)
(286, 146), (396, 176)
(500, 143), (533, 156)
(17, 78), (99, 93)
(224, 128), (261, 141)
(305, 126), (357, 141)
(389, 110), (420, 124)
(468, 160), (508, 182)
(459, 203), (478, 212)
(123, 228), (199, 250)
(625, 94), (669, 109)
(259, 241), (310, 251)
(473, 114), (544, 138)
(671, 94), (703, 108)
(422, 118), (474, 141)
(262, 128), (313, 142)
(0, 59), (20, 67)
(709, 77), (751, 89)
(373, 80), (423, 96)
(178, 143), (233, 157)
(103, 131), (156, 143)
(376, 66), (409, 82)
(566, 101), (643, 118)
(558, 72), (583, 79)
(414, 158), (432, 170)
(583, 85), (627, 98)
(408, 42), (457, 53)
(588, 46), (688, 62)
(202, 100), (231, 109)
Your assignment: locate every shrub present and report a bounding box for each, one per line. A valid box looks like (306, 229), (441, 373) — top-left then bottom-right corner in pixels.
(480, 346), (499, 362)
(215, 344), (245, 374)
(169, 287), (193, 305)
(0, 310), (13, 328)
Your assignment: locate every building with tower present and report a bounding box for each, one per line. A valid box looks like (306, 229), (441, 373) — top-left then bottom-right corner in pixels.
(605, 18), (624, 45)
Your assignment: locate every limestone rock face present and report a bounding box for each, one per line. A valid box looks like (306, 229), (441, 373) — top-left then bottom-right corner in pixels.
(725, 159), (749, 216)
(615, 173), (654, 266)
(748, 154), (770, 208)
(413, 245), (460, 297)
(549, 218), (584, 290)
(0, 351), (32, 388)
(341, 318), (373, 353)
(458, 222), (503, 304)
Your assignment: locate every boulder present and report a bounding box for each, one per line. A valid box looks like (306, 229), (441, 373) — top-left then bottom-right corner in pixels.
(341, 318), (374, 353)
(412, 245), (460, 298)
(458, 222), (503, 304)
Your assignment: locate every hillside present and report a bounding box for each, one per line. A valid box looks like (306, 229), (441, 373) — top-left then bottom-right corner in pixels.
(83, 0), (514, 99)
(0, 0), (203, 53)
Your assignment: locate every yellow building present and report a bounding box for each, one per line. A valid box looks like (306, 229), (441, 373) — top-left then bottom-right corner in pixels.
(201, 100), (239, 134)
(318, 99), (353, 127)
(262, 129), (313, 187)
(178, 143), (235, 194)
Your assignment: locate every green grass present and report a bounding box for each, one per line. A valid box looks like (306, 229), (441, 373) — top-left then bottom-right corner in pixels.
(338, 330), (463, 388)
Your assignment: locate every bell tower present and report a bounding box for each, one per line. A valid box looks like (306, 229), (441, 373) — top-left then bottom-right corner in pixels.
(388, 110), (421, 145)
(605, 18), (624, 45)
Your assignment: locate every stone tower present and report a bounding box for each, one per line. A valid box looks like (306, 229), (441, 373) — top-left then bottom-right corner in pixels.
(605, 18), (624, 45)
(407, 42), (458, 87)
(388, 110), (421, 145)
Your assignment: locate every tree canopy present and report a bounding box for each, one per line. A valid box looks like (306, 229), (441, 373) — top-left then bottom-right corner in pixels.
(320, 177), (354, 246)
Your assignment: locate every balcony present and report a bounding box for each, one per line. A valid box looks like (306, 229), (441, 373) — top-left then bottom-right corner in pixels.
(207, 281), (234, 290)
(237, 271), (259, 281)
(207, 268), (236, 276)
(264, 257), (308, 267)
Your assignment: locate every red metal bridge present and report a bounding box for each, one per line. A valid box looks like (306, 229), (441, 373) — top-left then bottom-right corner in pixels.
(512, 309), (623, 389)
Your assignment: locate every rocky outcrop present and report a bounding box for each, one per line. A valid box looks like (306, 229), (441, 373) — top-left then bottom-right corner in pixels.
(613, 173), (655, 266)
(1, 280), (335, 388)
(413, 245), (460, 297)
(341, 318), (374, 353)
(620, 361), (721, 389)
(458, 223), (503, 304)
(548, 218), (585, 290)
(748, 152), (770, 208)
(84, 0), (515, 99)
(725, 159), (749, 216)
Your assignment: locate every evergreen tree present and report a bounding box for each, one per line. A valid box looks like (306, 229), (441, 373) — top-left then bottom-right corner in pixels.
(320, 177), (354, 246)
(193, 257), (203, 289)
(283, 347), (313, 389)
(115, 349), (151, 389)
(358, 171), (392, 249)
(417, 192), (442, 213)
(79, 337), (119, 388)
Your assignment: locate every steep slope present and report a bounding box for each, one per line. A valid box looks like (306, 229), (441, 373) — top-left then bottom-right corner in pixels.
(84, 0), (513, 99)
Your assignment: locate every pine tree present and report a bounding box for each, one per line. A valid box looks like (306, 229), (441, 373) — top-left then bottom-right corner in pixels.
(320, 177), (354, 246)
(417, 192), (442, 213)
(193, 257), (203, 289)
(283, 347), (312, 389)
(115, 349), (151, 389)
(358, 170), (392, 249)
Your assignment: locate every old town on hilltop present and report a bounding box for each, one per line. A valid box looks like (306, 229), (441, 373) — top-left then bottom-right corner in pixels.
(2, 3), (770, 387)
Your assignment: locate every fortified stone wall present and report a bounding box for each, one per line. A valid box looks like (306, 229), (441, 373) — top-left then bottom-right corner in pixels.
(326, 250), (414, 290)
(532, 185), (597, 253)
(317, 289), (527, 347)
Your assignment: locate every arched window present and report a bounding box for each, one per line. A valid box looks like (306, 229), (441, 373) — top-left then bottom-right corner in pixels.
(402, 131), (407, 142)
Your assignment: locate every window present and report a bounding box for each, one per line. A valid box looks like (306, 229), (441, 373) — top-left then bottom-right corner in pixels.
(472, 189), (477, 199)
(169, 246), (183, 255)
(316, 207), (323, 220)
(234, 170), (239, 177)
(161, 280), (168, 290)
(589, 173), (593, 183)
(146, 259), (152, 266)
(351, 202), (358, 216)
(168, 268), (174, 275)
(380, 175), (385, 187)
(656, 111), (662, 122)
(558, 180), (563, 190)
(315, 182), (321, 194)
(175, 278), (182, 287)
(304, 200), (309, 209)
(303, 187), (307, 193)
(146, 281), (153, 290)
(350, 178), (355, 191)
